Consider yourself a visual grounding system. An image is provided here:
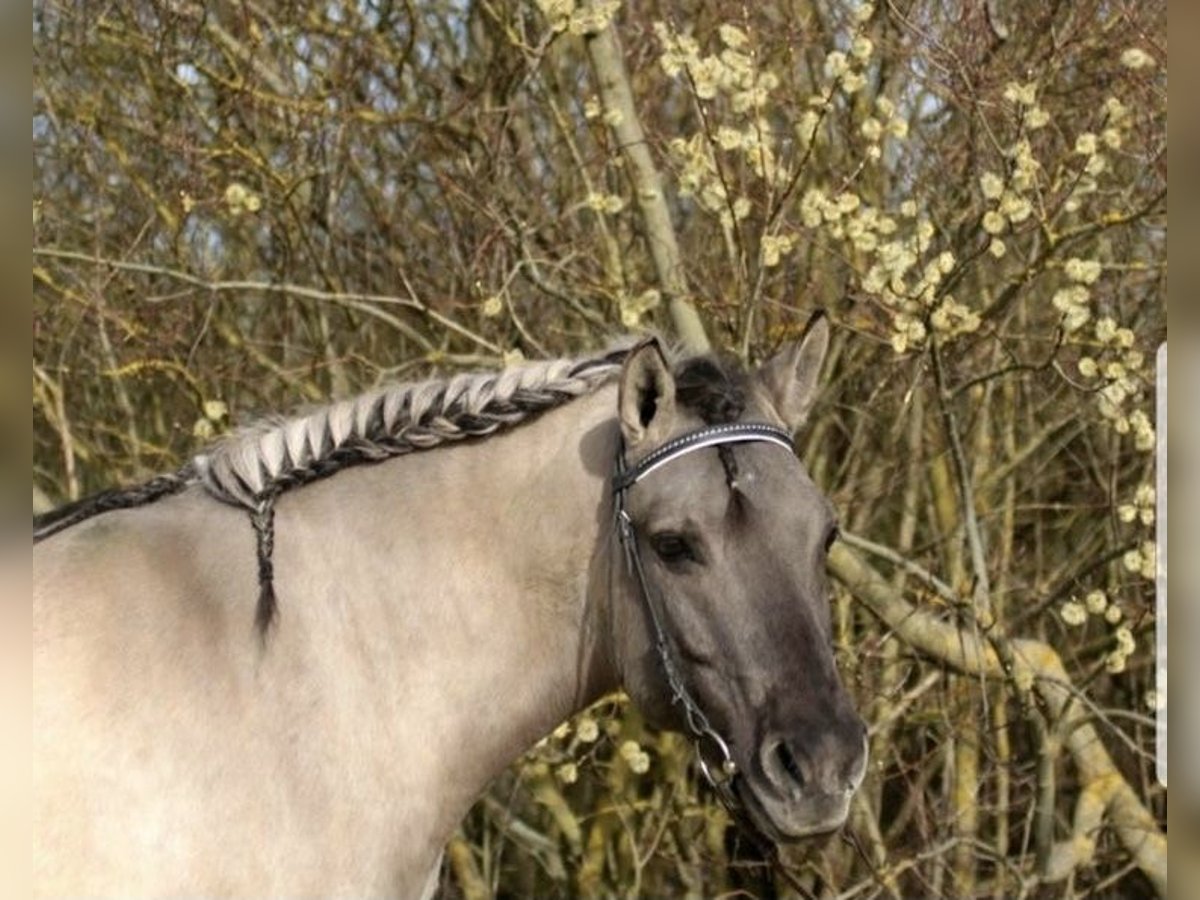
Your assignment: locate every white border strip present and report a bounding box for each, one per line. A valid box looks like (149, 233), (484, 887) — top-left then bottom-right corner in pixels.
(1156, 342), (1166, 788)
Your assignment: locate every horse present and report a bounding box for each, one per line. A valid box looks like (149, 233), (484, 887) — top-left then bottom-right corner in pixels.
(32, 312), (867, 896)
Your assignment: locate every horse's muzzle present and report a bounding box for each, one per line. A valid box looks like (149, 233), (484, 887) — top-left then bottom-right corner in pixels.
(739, 727), (869, 840)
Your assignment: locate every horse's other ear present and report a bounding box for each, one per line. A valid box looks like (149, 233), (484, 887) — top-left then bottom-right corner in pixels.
(757, 310), (830, 433)
(618, 337), (677, 450)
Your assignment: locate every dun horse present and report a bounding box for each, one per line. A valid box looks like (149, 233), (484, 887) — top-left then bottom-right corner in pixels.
(33, 313), (867, 896)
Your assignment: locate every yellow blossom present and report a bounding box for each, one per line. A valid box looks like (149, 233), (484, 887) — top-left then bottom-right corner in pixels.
(618, 288), (661, 328)
(576, 717), (599, 743)
(556, 762), (578, 784)
(1120, 47), (1155, 70)
(1060, 600), (1087, 626)
(861, 117), (883, 141)
(567, 0), (619, 35)
(1027, 107), (1050, 129)
(1075, 133), (1098, 156)
(481, 295), (503, 318)
(1085, 590), (1108, 615)
(841, 71), (867, 93)
(862, 266), (886, 294)
(1102, 128), (1123, 150)
(1115, 626), (1136, 654)
(1077, 357), (1098, 378)
(851, 36), (873, 60)
(915, 218), (934, 251)
(1064, 258), (1102, 284)
(799, 188), (826, 228)
(761, 233), (796, 268)
(796, 110), (821, 144)
(1131, 410), (1155, 452)
(999, 193), (1032, 223)
(202, 399), (227, 422)
(1003, 80), (1038, 106)
(224, 181), (261, 216)
(1104, 96), (1130, 126)
(716, 126), (744, 151)
(718, 23), (748, 49)
(619, 740), (651, 774)
(854, 2), (875, 22)
(853, 230), (878, 252)
(1105, 604), (1123, 624)
(980, 171), (1004, 200)
(585, 192), (625, 214)
(1051, 285), (1089, 311)
(824, 51), (848, 79)
(983, 211), (1007, 235)
(989, 239), (1007, 259)
(1063, 306), (1090, 333)
(537, 0), (574, 29)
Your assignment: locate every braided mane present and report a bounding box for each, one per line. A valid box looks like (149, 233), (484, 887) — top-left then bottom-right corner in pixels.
(34, 348), (631, 636)
(194, 350), (629, 510)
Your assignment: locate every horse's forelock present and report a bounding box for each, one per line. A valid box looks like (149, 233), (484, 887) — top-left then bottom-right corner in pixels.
(673, 355), (750, 425)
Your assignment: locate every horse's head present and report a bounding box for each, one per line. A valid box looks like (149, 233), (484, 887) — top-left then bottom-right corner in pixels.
(609, 314), (867, 840)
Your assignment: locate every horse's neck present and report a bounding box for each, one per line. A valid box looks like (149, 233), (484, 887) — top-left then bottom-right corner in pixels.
(267, 385), (621, 840)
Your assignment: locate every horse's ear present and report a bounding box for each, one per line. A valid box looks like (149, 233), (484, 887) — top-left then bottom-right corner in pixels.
(757, 310), (830, 433)
(618, 338), (677, 450)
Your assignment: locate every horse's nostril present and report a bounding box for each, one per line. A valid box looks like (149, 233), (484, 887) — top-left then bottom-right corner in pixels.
(775, 741), (806, 790)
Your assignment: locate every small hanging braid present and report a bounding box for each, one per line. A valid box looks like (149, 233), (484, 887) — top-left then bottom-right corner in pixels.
(34, 349), (632, 637)
(250, 494), (278, 638)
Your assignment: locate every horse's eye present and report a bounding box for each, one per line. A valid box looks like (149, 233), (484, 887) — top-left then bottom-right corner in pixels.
(824, 525), (841, 554)
(650, 533), (696, 564)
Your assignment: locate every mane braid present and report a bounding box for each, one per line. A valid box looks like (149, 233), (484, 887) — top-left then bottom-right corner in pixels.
(33, 467), (194, 543)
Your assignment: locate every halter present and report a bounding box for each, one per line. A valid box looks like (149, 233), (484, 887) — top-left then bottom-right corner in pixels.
(612, 422), (795, 813)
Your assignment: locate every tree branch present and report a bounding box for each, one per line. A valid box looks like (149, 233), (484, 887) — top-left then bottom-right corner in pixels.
(579, 6), (710, 352)
(829, 543), (1167, 896)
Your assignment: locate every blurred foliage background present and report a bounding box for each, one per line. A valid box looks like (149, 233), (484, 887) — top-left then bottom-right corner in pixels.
(34, 0), (1165, 896)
